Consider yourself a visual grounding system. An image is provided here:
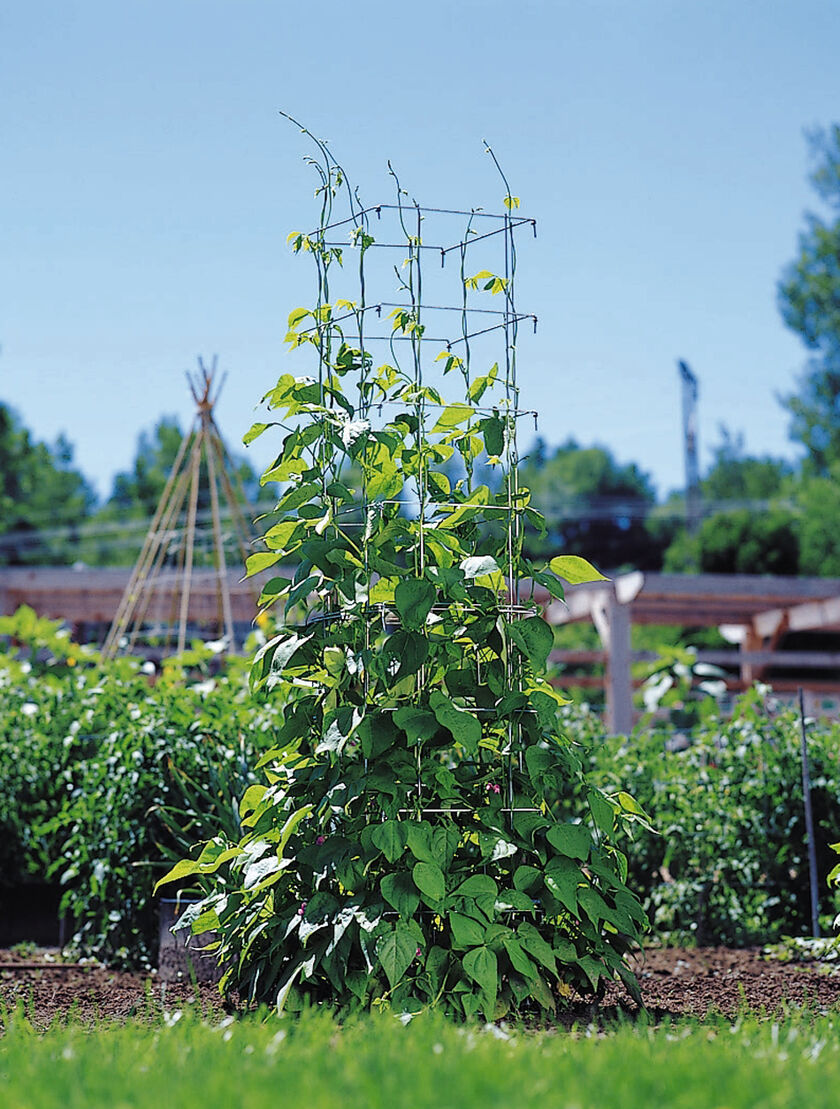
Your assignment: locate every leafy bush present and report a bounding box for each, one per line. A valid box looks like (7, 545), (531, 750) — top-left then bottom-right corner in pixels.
(567, 691), (840, 945)
(0, 624), (282, 967)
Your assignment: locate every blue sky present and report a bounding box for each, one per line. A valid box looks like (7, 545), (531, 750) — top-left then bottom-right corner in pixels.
(2, 0), (839, 503)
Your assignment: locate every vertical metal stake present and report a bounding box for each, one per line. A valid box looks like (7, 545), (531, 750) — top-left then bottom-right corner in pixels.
(798, 687), (821, 939)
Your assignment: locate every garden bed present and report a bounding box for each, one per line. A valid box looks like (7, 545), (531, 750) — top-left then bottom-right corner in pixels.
(3, 945), (839, 1029)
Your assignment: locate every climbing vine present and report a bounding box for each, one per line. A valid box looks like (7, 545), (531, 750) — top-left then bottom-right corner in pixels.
(160, 125), (648, 1018)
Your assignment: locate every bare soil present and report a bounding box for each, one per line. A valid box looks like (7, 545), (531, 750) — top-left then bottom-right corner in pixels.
(2, 946), (839, 1029)
(612, 945), (840, 1019)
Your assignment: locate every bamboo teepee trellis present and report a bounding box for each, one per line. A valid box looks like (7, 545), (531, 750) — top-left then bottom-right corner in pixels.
(102, 358), (258, 658)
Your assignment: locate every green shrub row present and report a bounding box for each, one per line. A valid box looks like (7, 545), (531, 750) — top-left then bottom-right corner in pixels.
(0, 629), (280, 967)
(560, 691), (840, 945)
(4, 608), (840, 962)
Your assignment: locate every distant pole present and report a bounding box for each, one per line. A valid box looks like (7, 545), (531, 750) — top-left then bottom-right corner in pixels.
(678, 360), (701, 533)
(798, 687), (821, 939)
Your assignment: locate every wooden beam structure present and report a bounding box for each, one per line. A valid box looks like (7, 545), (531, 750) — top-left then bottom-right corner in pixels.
(0, 566), (286, 637)
(535, 572), (840, 730)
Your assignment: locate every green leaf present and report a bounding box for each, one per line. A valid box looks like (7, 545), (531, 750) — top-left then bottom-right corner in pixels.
(432, 403), (473, 431)
(394, 706), (438, 745)
(547, 555), (608, 585)
(358, 716), (398, 759)
(495, 889), (535, 912)
(502, 937), (538, 980)
(264, 632), (313, 675)
(278, 804), (313, 855)
(576, 955), (604, 993)
(316, 707), (360, 755)
(243, 421), (273, 446)
(364, 446), (401, 499)
(381, 872), (421, 917)
(454, 874), (498, 899)
(239, 783), (267, 819)
(578, 887), (610, 926)
(480, 416), (504, 457)
(429, 691), (481, 752)
(617, 791), (649, 819)
(263, 519), (303, 551)
(323, 646), (345, 677)
(394, 578), (436, 629)
(516, 922), (557, 975)
(243, 855), (282, 891)
(371, 821), (407, 863)
(432, 825), (459, 868)
(245, 551), (281, 578)
(412, 861), (446, 902)
(588, 789), (616, 835)
(425, 945), (449, 991)
(544, 857), (580, 914)
(405, 822), (435, 863)
(449, 912), (485, 947)
(531, 570), (565, 601)
(276, 481), (320, 513)
(513, 865), (542, 893)
(462, 946), (497, 1016)
(377, 924), (418, 990)
(547, 822), (592, 861)
(384, 630), (429, 681)
(528, 973), (555, 1012)
(507, 617), (554, 671)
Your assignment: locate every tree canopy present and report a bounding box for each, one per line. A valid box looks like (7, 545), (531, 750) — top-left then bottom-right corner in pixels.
(519, 437), (666, 571)
(0, 403), (95, 565)
(778, 125), (840, 476)
(700, 428), (792, 504)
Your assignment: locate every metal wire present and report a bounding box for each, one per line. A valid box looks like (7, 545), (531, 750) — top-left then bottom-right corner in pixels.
(285, 150), (538, 823)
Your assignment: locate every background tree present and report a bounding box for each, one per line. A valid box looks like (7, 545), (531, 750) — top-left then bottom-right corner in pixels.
(778, 125), (840, 477)
(701, 428), (793, 504)
(664, 508), (800, 576)
(662, 428), (798, 575)
(518, 437), (666, 571)
(0, 403), (96, 565)
(796, 467), (840, 576)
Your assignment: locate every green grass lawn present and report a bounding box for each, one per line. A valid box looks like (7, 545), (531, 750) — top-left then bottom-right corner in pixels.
(3, 1005), (840, 1109)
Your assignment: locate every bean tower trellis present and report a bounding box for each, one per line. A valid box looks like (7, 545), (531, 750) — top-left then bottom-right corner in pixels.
(167, 125), (646, 1018)
(103, 359), (258, 658)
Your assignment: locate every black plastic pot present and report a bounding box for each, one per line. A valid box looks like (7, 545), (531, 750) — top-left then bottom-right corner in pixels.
(0, 882), (66, 946)
(158, 897), (222, 984)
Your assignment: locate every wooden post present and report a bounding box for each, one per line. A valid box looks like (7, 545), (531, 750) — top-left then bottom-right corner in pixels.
(592, 590), (633, 735)
(740, 626), (762, 687)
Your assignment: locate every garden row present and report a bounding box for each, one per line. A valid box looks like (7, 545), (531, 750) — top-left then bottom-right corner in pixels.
(562, 692), (840, 945)
(2, 612), (839, 967)
(0, 610), (279, 966)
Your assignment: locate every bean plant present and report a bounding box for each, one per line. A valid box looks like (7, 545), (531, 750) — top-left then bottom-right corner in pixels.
(161, 127), (648, 1018)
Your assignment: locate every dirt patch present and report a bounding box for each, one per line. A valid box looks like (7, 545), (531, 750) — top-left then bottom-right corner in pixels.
(603, 945), (840, 1019)
(0, 950), (230, 1030)
(2, 946), (840, 1028)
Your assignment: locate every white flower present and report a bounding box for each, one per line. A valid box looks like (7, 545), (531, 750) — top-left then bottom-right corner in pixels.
(341, 418), (370, 448)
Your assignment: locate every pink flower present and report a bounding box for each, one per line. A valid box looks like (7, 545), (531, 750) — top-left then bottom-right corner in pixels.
(316, 835), (326, 844)
(297, 901), (307, 917)
(486, 783), (501, 794)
